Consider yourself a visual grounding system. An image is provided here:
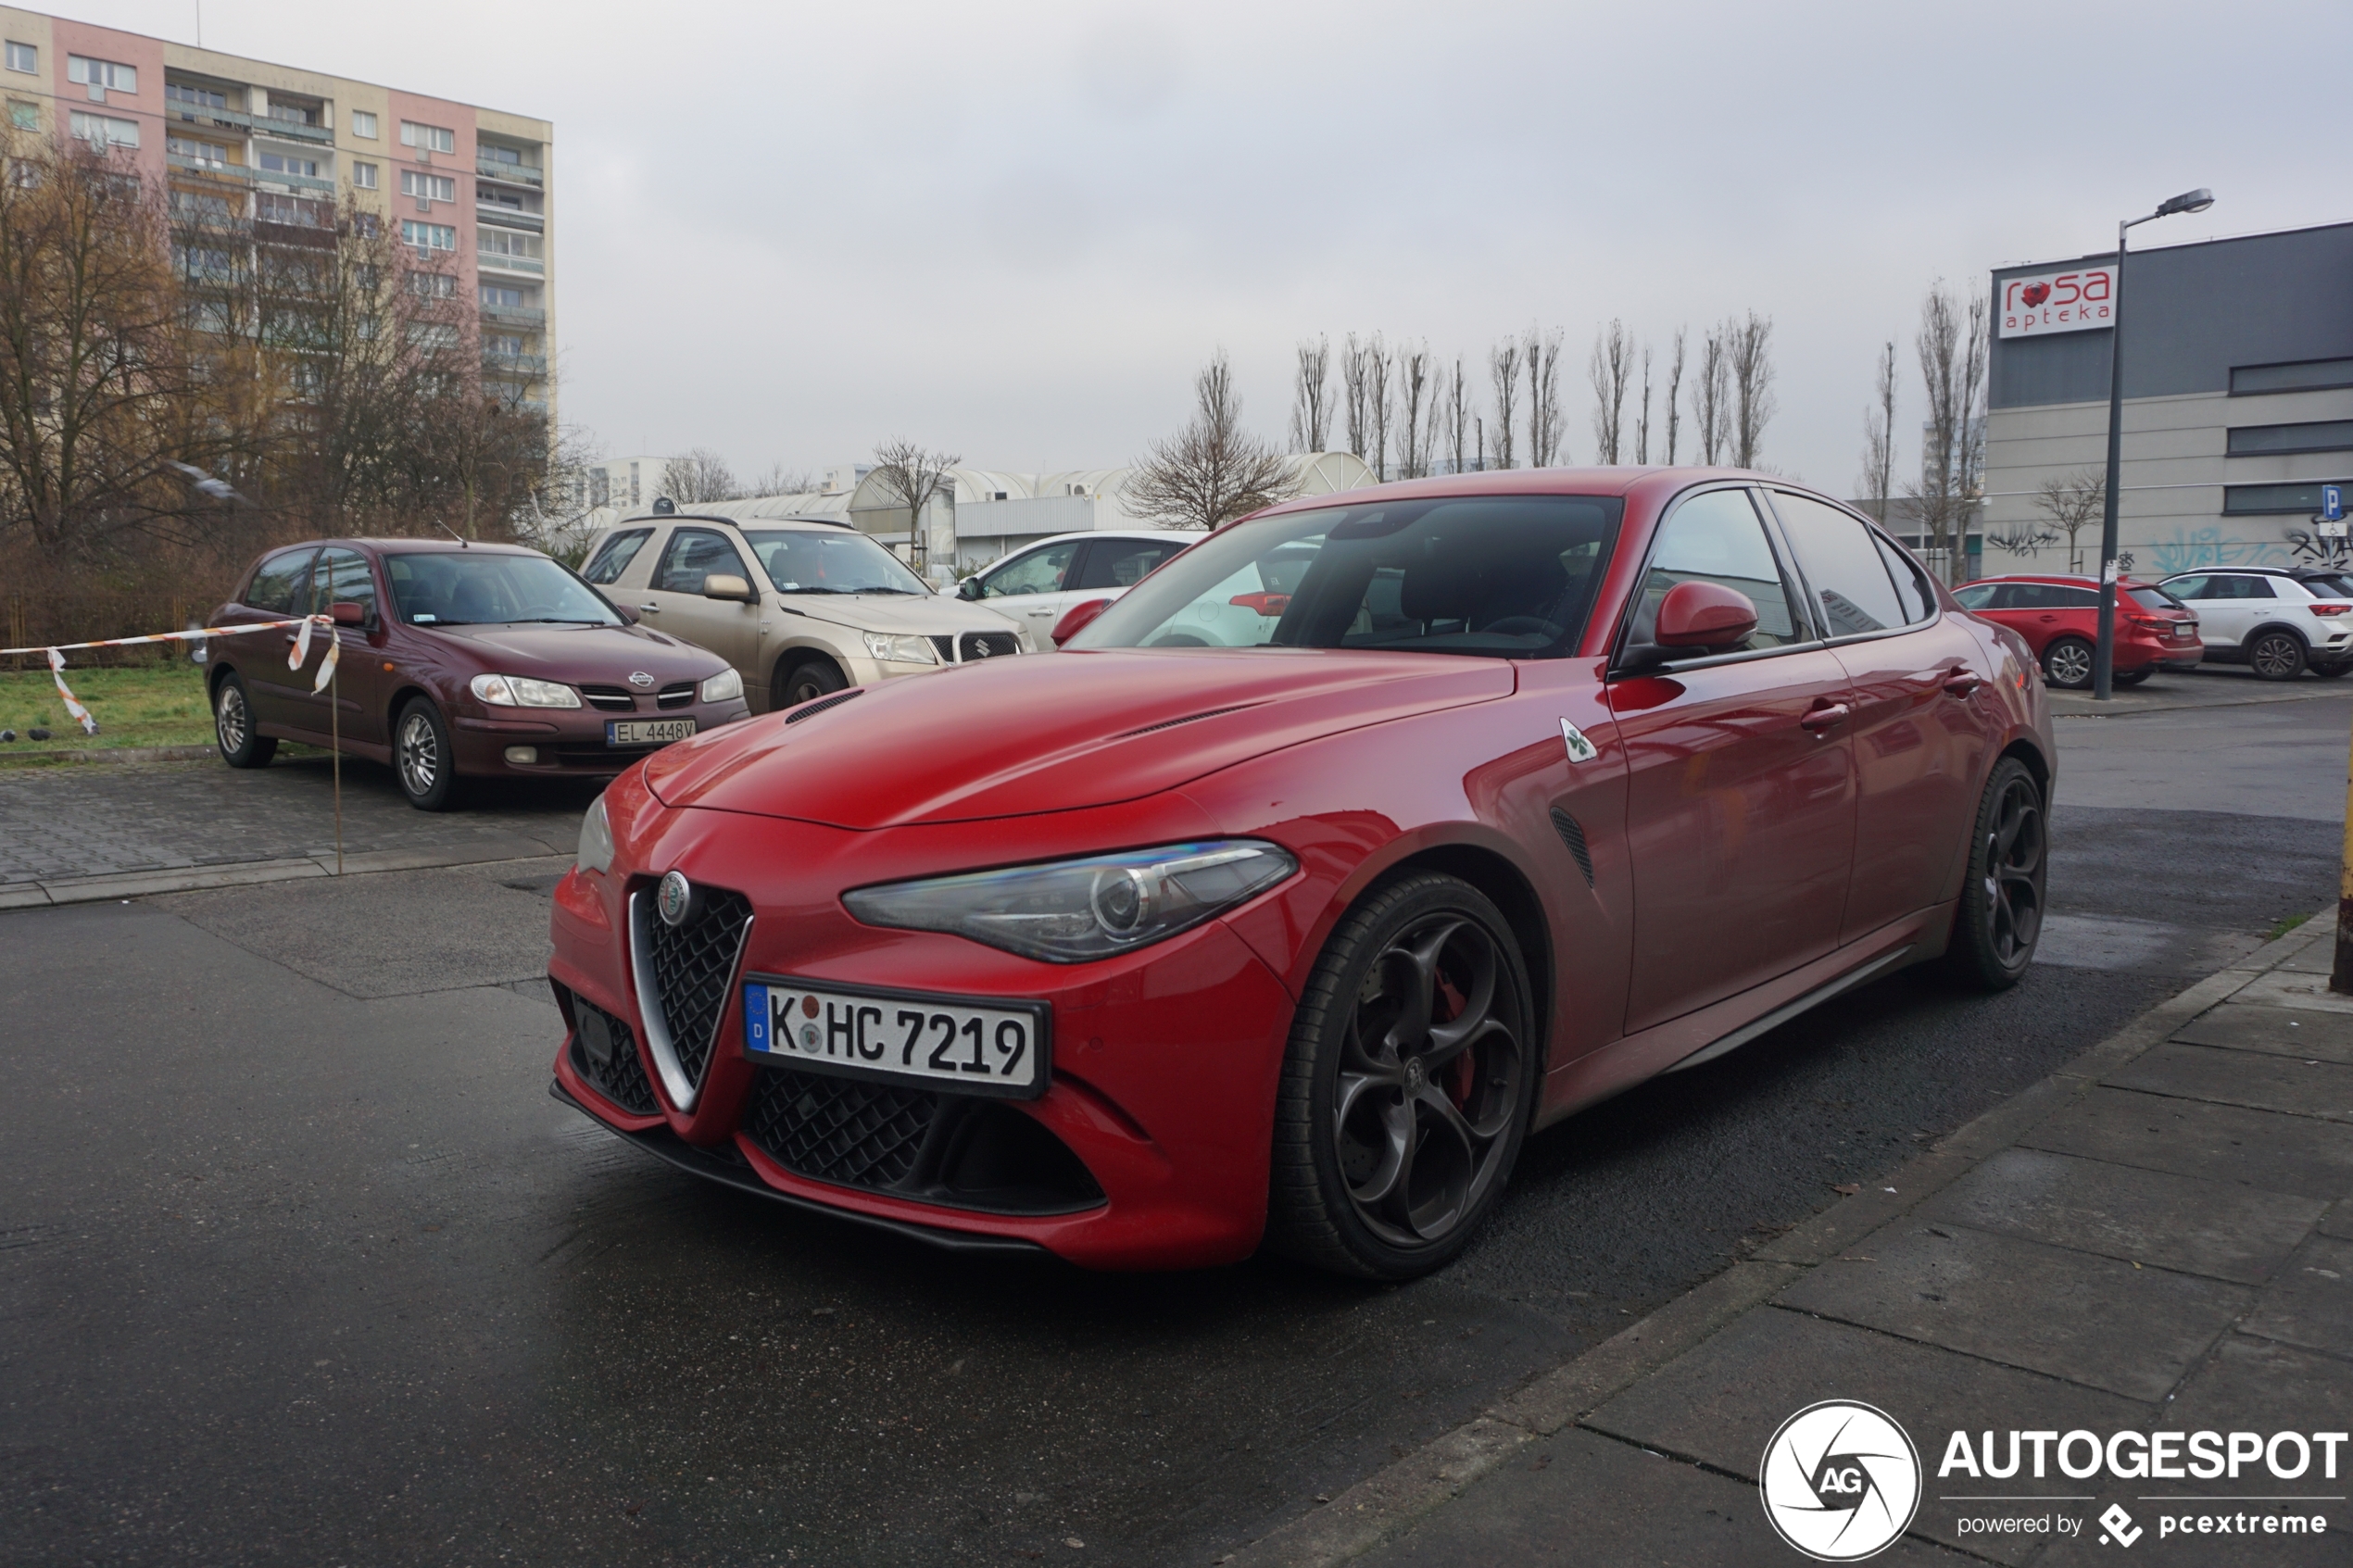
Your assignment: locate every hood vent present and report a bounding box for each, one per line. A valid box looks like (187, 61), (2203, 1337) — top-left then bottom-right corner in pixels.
(1115, 702), (1259, 739)
(785, 687), (865, 724)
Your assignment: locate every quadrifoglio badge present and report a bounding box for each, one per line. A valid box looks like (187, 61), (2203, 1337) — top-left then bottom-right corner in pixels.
(1759, 1403), (2347, 1558)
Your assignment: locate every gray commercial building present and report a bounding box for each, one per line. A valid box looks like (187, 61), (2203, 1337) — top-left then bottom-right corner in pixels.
(1982, 220), (2353, 581)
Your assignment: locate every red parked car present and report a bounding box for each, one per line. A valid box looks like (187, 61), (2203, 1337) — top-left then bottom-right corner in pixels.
(207, 539), (750, 809)
(1951, 573), (2201, 689)
(547, 470), (2054, 1277)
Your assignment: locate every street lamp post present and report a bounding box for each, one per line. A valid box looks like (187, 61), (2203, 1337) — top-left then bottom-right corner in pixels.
(2092, 186), (2214, 700)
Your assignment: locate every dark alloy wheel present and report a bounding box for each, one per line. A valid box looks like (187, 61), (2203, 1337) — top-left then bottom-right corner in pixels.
(1267, 872), (1536, 1279)
(212, 671), (277, 769)
(776, 656), (847, 710)
(1945, 757), (2047, 991)
(394, 697), (465, 811)
(2248, 629), (2308, 682)
(2041, 637), (2095, 690)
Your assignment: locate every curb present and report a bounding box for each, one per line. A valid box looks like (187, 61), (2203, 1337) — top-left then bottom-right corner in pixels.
(0, 831), (570, 910)
(2047, 685), (2349, 720)
(1214, 904), (2339, 1568)
(0, 744), (217, 764)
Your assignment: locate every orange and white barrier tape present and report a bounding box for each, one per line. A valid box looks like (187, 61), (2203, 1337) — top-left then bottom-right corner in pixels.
(4, 615), (337, 736)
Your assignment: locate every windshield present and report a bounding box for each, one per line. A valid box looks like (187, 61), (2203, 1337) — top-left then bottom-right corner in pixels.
(742, 529), (930, 595)
(1069, 495), (1623, 658)
(2127, 586), (2185, 611)
(384, 551), (621, 626)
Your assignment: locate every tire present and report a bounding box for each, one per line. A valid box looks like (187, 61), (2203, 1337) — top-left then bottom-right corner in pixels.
(2041, 637), (2095, 690)
(774, 656), (848, 710)
(211, 671), (278, 769)
(2248, 629), (2308, 682)
(2312, 660), (2351, 680)
(2112, 668), (2152, 687)
(1265, 872), (1538, 1280)
(1944, 757), (2047, 991)
(393, 697), (466, 812)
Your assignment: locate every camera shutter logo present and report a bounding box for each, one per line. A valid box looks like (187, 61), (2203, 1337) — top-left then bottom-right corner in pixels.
(1759, 1400), (1921, 1561)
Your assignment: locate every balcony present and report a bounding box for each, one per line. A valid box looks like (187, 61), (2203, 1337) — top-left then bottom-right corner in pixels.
(479, 302), (546, 328)
(167, 153), (249, 182)
(477, 251), (545, 276)
(483, 351), (547, 377)
(476, 204), (543, 234)
(476, 156), (542, 187)
(255, 111), (333, 146)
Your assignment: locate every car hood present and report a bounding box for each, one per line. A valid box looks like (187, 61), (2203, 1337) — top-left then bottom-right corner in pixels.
(783, 593), (1023, 636)
(642, 647), (1515, 828)
(422, 621), (724, 680)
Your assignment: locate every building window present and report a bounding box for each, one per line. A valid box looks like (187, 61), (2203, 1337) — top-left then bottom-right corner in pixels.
(407, 270), (456, 299)
(258, 151), (321, 179)
(2227, 420), (2353, 458)
(170, 190), (233, 222)
(407, 322), (459, 350)
(479, 185), (524, 211)
(484, 332), (528, 357)
(167, 135), (229, 167)
(8, 100), (34, 131)
(165, 82), (228, 110)
(350, 110), (376, 139)
(6, 43), (35, 74)
(479, 282), (527, 308)
(480, 143), (523, 167)
(399, 169), (455, 203)
(69, 112), (140, 148)
(2230, 358), (2353, 397)
(256, 193), (329, 228)
(2222, 480), (2353, 516)
(264, 102), (319, 129)
(399, 120), (455, 155)
(400, 220), (456, 252)
(68, 56), (137, 94)
(477, 229), (540, 259)
(352, 160), (377, 190)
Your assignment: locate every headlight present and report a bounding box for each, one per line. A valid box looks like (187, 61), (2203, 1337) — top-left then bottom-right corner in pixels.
(862, 632), (937, 665)
(700, 667), (744, 704)
(471, 672), (581, 709)
(577, 794), (615, 875)
(843, 840), (1296, 963)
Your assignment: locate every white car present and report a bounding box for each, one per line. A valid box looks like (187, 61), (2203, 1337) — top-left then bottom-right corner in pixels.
(953, 530), (1192, 639)
(2156, 568), (2353, 680)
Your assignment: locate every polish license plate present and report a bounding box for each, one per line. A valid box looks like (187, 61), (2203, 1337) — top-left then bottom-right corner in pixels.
(607, 718), (696, 746)
(743, 978), (1049, 1098)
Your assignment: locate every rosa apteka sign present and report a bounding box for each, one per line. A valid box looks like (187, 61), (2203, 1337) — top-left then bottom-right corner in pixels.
(1999, 266), (2115, 339)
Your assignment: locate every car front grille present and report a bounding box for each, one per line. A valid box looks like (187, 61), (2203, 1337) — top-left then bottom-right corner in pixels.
(635, 884), (753, 1092)
(926, 634), (957, 663)
(657, 682), (696, 709)
(565, 990), (660, 1115)
(959, 632), (1020, 662)
(744, 1066), (939, 1190)
(580, 684), (637, 711)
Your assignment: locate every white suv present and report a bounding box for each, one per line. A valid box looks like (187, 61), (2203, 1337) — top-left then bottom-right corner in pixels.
(953, 530), (1192, 639)
(2157, 568), (2353, 681)
(580, 513), (1034, 711)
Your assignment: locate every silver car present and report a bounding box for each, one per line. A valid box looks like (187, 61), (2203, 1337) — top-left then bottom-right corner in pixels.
(581, 513), (1034, 710)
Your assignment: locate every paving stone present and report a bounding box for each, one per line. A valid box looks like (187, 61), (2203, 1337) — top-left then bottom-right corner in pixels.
(2229, 970), (2353, 1016)
(2020, 1087), (2353, 1203)
(2237, 1235), (2353, 1360)
(1774, 1223), (2252, 1401)
(1917, 1148), (2325, 1286)
(2108, 1044), (2353, 1123)
(1581, 1308), (2146, 1564)
(2323, 1200), (2353, 1240)
(2174, 1003), (2353, 1064)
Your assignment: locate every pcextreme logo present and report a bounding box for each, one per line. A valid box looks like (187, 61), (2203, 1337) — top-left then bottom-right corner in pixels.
(1759, 1401), (1923, 1561)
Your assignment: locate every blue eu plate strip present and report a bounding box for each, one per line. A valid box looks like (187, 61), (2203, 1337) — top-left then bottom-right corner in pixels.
(743, 984), (771, 1054)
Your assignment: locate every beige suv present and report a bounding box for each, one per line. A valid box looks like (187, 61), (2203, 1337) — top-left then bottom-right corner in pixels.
(579, 511), (1034, 710)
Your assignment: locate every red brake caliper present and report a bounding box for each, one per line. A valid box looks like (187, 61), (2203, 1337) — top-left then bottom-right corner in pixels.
(1434, 972), (1477, 1107)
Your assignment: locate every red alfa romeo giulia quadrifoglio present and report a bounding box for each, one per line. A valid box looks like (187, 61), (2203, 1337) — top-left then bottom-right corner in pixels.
(546, 469), (2054, 1278)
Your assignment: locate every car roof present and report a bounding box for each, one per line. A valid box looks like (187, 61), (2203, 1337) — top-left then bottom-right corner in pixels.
(1968, 573), (2168, 587)
(277, 537), (545, 558)
(610, 511), (853, 532)
(1002, 529), (1199, 550)
(2160, 566), (2334, 579)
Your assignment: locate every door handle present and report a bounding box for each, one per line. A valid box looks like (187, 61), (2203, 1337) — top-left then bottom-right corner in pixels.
(1799, 702), (1851, 734)
(635, 602), (661, 613)
(1942, 671), (1985, 696)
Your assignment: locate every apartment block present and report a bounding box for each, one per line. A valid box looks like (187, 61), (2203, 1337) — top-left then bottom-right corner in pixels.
(0, 6), (552, 419)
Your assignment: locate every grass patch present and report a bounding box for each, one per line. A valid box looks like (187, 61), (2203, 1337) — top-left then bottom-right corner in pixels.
(2267, 910), (2316, 942)
(0, 659), (215, 755)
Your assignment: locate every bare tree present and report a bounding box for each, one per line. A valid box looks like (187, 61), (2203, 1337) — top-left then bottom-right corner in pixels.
(1441, 356), (1471, 475)
(1126, 350), (1293, 532)
(1394, 342), (1435, 479)
(1340, 333), (1372, 464)
(1289, 335), (1331, 453)
(1635, 344), (1654, 465)
(747, 461), (817, 496)
(661, 448), (741, 504)
(868, 438), (962, 569)
(1365, 334), (1393, 483)
(1904, 281), (1990, 583)
(1663, 327), (1685, 463)
(2032, 469), (2106, 574)
(1692, 325), (1729, 464)
(1588, 320), (1633, 464)
(1487, 340), (1521, 470)
(1726, 311), (1777, 469)
(1527, 327), (1566, 468)
(1856, 340), (1898, 523)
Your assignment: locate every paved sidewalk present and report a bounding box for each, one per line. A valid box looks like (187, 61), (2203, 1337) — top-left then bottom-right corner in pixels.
(1228, 912), (2353, 1567)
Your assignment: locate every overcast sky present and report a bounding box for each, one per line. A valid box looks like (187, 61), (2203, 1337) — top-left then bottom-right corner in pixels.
(77, 0), (2353, 491)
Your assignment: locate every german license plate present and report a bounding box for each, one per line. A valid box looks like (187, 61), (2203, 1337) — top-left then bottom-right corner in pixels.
(607, 718), (696, 746)
(743, 978), (1049, 1098)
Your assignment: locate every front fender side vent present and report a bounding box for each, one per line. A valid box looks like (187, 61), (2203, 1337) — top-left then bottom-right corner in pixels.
(1550, 807), (1594, 887)
(785, 687), (864, 724)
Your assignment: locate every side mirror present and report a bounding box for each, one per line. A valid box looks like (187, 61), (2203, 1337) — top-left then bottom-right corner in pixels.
(956, 577), (983, 601)
(610, 602), (639, 625)
(1051, 597), (1112, 647)
(700, 573), (756, 603)
(1655, 580), (1759, 649)
(329, 600), (367, 627)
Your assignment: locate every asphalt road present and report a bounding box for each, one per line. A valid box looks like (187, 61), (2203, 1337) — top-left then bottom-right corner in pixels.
(4, 682), (2345, 1567)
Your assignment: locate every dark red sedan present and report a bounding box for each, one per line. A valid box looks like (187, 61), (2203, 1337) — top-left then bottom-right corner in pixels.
(1951, 573), (2201, 689)
(207, 538), (750, 809)
(547, 470), (2053, 1276)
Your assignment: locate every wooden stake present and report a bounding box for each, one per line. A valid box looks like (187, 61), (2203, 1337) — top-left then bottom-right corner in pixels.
(332, 659), (343, 876)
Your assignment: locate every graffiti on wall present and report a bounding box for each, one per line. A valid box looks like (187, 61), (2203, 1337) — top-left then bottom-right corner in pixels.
(2145, 529), (2296, 574)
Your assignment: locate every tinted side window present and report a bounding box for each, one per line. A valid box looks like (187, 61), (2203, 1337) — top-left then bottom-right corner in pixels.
(2161, 576), (2208, 600)
(319, 548), (377, 618)
(1630, 489), (1799, 648)
(2216, 575), (2277, 599)
(245, 548), (316, 614)
(652, 528), (748, 593)
(583, 527), (651, 585)
(1952, 583), (1997, 609)
(981, 542), (1076, 597)
(1875, 537), (1936, 624)
(1076, 539), (1179, 591)
(2053, 586), (2101, 608)
(1771, 493), (1906, 636)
